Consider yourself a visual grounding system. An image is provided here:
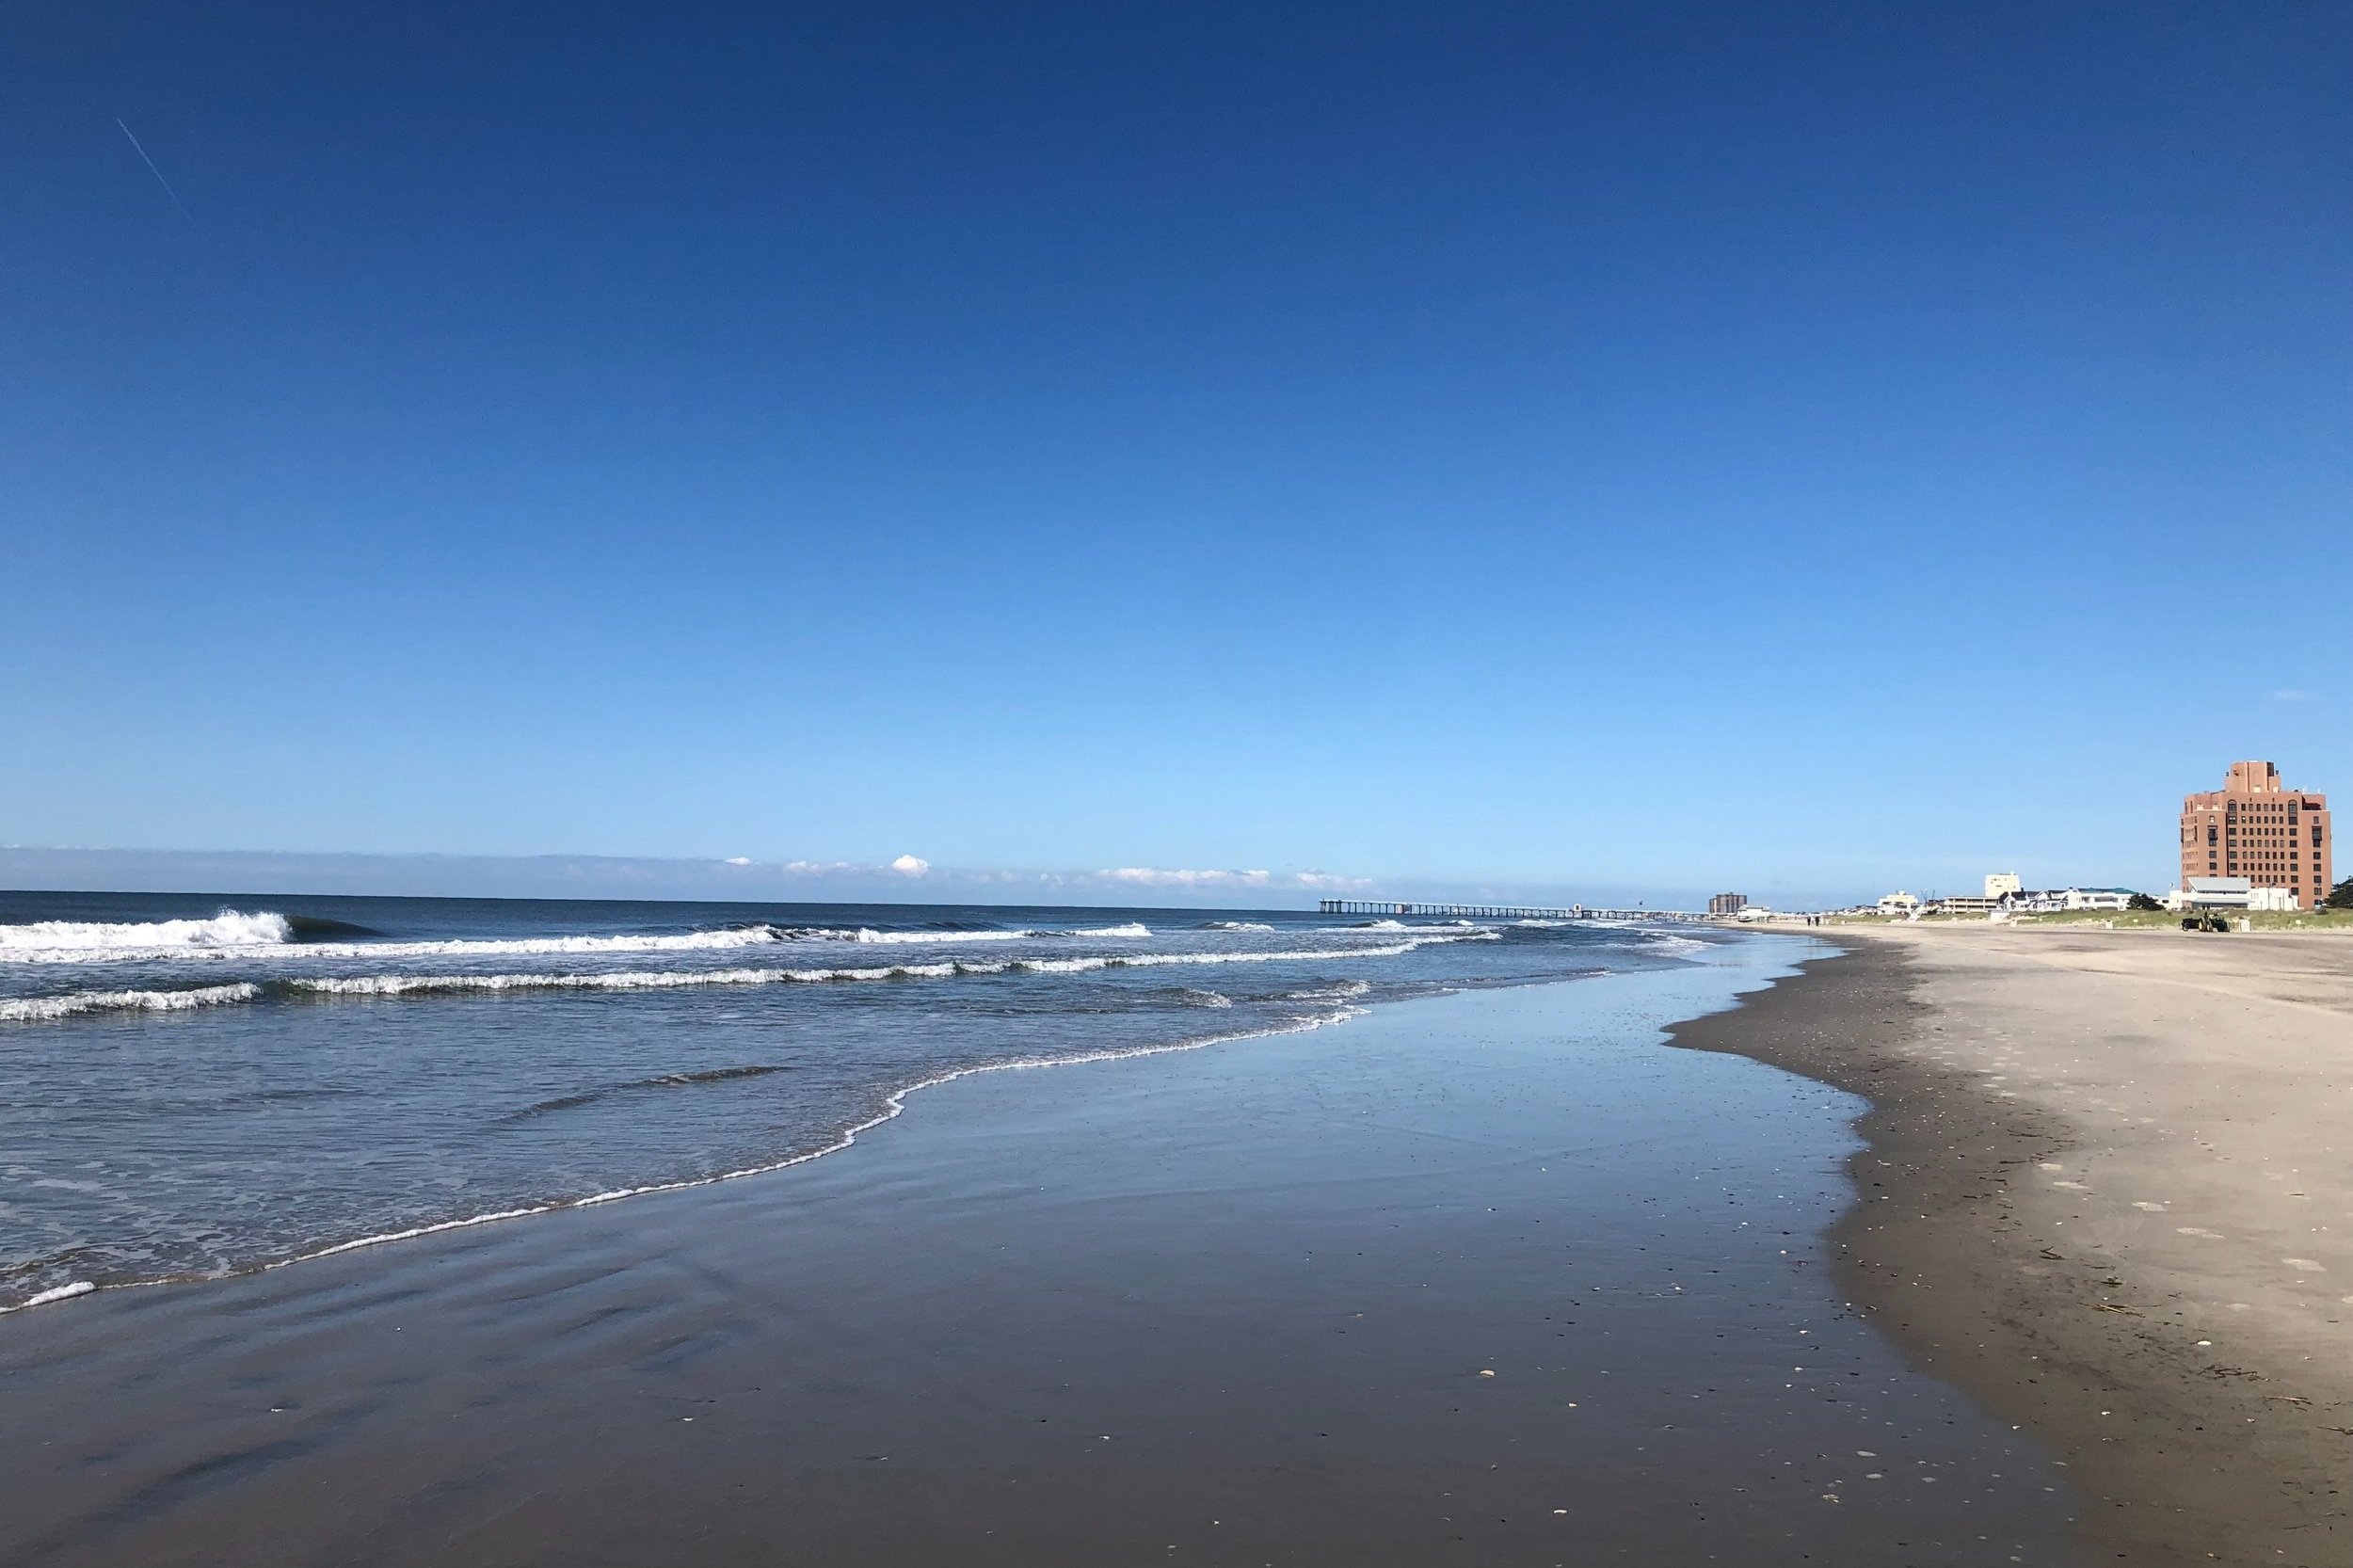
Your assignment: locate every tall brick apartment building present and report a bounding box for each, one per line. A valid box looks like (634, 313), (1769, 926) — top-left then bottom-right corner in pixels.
(2180, 760), (2332, 909)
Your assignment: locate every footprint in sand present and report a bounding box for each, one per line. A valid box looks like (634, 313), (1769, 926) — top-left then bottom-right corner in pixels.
(2176, 1227), (2225, 1240)
(2281, 1258), (2326, 1272)
(2131, 1202), (2167, 1212)
(2052, 1180), (2089, 1191)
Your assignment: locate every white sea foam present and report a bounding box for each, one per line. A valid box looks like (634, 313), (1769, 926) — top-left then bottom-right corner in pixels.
(363, 929), (784, 958)
(0, 911), (293, 959)
(0, 919), (790, 966)
(1203, 920), (1275, 932)
(287, 965), (968, 997)
(5, 915), (1166, 967)
(1291, 979), (1373, 1000)
(0, 1279), (97, 1314)
(0, 984), (264, 1023)
(832, 922), (1147, 944)
(2, 930), (1497, 1023)
(272, 931), (1494, 1003)
(833, 927), (1039, 945)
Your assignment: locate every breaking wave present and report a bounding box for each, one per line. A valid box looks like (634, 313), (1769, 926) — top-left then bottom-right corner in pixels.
(810, 926), (1037, 945)
(312, 929), (788, 960)
(275, 933), (1496, 1002)
(0, 929), (1500, 1024)
(0, 915), (790, 966)
(0, 912), (294, 958)
(816, 922), (1149, 944)
(0, 984), (264, 1023)
(289, 966), (965, 996)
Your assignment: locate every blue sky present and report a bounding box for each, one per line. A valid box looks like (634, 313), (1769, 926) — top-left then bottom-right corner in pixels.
(3, 2), (2347, 908)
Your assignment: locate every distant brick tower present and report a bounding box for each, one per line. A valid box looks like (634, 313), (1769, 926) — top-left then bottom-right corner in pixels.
(2180, 761), (2332, 909)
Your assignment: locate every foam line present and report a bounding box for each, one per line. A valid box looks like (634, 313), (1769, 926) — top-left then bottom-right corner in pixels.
(0, 984), (264, 1023)
(287, 963), (963, 995)
(3, 920), (1161, 965)
(831, 927), (1032, 944)
(272, 934), (1493, 1000)
(0, 1280), (96, 1315)
(0, 932), (1497, 1025)
(824, 925), (1144, 943)
(0, 920), (789, 966)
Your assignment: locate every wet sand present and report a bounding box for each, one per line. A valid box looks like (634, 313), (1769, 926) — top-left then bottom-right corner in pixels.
(0, 944), (2073, 1566)
(1674, 926), (2352, 1567)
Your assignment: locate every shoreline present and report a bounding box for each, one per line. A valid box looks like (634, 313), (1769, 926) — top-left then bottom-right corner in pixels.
(0, 944), (2078, 1566)
(0, 998), (1369, 1318)
(1670, 930), (2351, 1567)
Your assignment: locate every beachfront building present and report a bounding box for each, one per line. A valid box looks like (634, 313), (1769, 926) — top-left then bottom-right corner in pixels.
(2179, 761), (2332, 911)
(1984, 872), (2022, 900)
(1876, 891), (1920, 919)
(1708, 892), (1748, 916)
(2170, 877), (2248, 911)
(2167, 877), (2298, 913)
(2012, 887), (2134, 913)
(1929, 895), (2001, 916)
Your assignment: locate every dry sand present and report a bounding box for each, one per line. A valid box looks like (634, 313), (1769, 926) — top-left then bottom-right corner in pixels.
(1673, 925), (2352, 1566)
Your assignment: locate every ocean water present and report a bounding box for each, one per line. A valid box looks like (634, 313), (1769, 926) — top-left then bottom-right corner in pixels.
(0, 891), (1713, 1312)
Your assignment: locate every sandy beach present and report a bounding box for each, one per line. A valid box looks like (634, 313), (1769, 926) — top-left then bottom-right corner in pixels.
(0, 942), (2074, 1567)
(1675, 924), (2353, 1567)
(11, 920), (2346, 1566)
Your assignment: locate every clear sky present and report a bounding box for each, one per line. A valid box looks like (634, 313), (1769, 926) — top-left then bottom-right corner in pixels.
(3, 2), (2347, 908)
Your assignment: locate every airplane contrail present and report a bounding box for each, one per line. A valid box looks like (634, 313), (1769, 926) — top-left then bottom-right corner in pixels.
(116, 118), (197, 226)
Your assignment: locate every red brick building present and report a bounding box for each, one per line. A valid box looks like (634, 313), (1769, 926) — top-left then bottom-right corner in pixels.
(2179, 760), (2332, 910)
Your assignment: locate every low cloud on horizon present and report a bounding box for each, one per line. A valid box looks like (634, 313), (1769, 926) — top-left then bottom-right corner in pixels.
(0, 845), (1379, 908)
(0, 846), (1902, 913)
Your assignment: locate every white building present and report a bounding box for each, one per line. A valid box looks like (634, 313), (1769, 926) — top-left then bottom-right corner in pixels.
(2174, 877), (2250, 910)
(2013, 887), (2136, 914)
(1877, 891), (1921, 919)
(1985, 872), (2023, 900)
(1930, 895), (2001, 915)
(2166, 877), (2297, 914)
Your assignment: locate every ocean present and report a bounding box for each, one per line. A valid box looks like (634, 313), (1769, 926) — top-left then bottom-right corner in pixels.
(0, 891), (1711, 1313)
